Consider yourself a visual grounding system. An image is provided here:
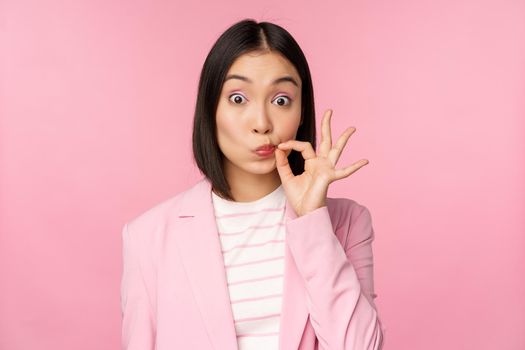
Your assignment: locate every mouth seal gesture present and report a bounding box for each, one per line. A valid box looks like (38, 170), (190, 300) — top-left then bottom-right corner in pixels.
(274, 109), (369, 217)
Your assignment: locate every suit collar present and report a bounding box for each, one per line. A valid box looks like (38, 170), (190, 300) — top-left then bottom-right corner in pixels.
(170, 176), (309, 350)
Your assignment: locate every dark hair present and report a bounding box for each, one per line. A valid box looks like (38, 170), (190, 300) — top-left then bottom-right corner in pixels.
(192, 18), (316, 201)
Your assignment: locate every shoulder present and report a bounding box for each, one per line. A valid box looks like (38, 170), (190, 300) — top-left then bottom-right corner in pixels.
(325, 196), (375, 243)
(326, 196), (371, 225)
(123, 178), (205, 242)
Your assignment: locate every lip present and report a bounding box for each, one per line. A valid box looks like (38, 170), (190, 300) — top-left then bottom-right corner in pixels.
(254, 144), (276, 157)
(255, 144), (276, 152)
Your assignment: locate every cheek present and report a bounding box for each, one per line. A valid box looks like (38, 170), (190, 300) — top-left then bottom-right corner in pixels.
(279, 109), (302, 140)
(280, 120), (299, 139)
(215, 104), (242, 146)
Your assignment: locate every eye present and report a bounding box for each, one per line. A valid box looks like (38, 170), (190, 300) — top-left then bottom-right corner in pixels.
(273, 95), (292, 107)
(228, 93), (247, 105)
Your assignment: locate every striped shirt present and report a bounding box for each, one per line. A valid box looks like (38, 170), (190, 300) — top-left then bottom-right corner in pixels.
(211, 184), (287, 350)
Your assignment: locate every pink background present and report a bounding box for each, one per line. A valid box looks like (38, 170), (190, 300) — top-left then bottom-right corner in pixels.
(1, 0), (524, 349)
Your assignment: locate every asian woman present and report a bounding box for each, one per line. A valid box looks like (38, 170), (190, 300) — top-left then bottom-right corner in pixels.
(120, 18), (385, 350)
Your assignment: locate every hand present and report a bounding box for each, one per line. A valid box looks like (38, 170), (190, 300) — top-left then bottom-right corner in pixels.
(274, 109), (369, 217)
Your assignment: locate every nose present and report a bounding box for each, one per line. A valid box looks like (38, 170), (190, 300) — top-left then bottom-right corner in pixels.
(251, 103), (272, 135)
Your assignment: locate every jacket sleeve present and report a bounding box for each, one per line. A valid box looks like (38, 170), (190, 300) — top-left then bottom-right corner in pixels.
(120, 222), (156, 350)
(285, 204), (385, 350)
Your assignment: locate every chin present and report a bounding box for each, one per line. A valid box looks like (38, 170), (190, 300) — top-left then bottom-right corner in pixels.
(245, 160), (277, 175)
(226, 155), (277, 176)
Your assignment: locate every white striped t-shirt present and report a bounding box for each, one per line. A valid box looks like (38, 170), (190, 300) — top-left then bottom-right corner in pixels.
(211, 184), (288, 350)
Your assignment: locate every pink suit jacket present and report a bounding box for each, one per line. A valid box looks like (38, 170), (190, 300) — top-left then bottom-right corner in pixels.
(120, 176), (385, 349)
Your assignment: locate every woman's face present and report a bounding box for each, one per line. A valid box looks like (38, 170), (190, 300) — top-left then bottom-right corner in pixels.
(215, 50), (302, 179)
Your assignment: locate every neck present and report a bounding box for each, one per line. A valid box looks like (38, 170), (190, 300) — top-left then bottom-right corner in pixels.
(224, 168), (282, 203)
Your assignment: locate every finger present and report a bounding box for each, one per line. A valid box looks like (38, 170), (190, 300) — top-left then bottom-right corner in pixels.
(318, 109), (333, 157)
(277, 140), (316, 160)
(334, 159), (369, 180)
(274, 147), (295, 183)
(328, 126), (356, 165)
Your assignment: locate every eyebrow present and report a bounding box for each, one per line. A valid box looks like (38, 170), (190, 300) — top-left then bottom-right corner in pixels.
(224, 74), (299, 87)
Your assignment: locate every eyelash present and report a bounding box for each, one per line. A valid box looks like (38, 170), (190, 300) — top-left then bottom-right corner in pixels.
(228, 93), (292, 106)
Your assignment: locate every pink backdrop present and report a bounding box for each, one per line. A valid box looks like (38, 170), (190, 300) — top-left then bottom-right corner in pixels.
(1, 0), (524, 349)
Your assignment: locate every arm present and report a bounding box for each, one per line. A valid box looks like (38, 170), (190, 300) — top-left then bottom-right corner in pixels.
(120, 223), (156, 350)
(285, 204), (385, 350)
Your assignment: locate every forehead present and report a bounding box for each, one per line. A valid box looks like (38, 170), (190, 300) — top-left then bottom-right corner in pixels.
(224, 51), (301, 86)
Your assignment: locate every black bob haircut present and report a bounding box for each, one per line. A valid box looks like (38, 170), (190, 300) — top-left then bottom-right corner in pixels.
(192, 18), (317, 201)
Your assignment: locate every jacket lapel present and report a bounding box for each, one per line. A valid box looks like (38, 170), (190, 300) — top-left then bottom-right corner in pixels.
(169, 177), (310, 350)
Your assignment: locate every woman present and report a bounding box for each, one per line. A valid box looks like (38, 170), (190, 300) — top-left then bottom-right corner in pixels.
(120, 18), (385, 350)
